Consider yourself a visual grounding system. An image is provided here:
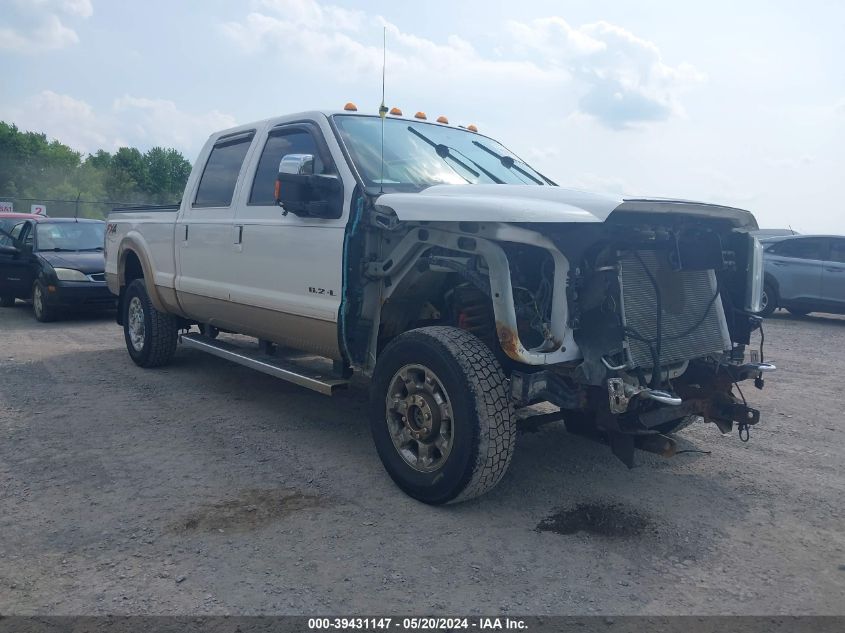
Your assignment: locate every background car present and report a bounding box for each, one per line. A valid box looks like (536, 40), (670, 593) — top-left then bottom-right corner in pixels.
(760, 234), (845, 317)
(0, 217), (114, 321)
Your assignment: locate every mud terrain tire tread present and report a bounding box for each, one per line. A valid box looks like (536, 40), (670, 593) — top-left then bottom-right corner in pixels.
(124, 279), (178, 368)
(370, 326), (516, 504)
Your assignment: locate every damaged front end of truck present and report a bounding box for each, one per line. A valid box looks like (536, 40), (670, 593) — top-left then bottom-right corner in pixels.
(351, 185), (774, 466)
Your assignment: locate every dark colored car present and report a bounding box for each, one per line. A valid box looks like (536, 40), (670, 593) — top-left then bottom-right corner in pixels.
(760, 234), (845, 317)
(0, 217), (114, 321)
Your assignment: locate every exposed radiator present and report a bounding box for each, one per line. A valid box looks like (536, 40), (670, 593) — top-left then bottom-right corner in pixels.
(619, 250), (730, 369)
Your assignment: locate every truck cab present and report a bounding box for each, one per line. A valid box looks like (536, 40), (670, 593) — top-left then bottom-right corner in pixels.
(106, 107), (773, 504)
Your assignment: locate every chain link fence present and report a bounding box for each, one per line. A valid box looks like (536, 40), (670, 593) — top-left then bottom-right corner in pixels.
(0, 196), (137, 220)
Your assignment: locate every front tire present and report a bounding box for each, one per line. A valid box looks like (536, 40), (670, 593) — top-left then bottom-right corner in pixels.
(370, 326), (516, 505)
(32, 282), (57, 322)
(123, 279), (178, 368)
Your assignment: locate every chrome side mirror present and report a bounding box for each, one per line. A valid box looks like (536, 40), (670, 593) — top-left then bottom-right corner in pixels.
(278, 153), (314, 176)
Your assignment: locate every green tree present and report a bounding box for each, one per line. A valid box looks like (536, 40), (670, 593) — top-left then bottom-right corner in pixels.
(1, 121), (192, 216)
(144, 147), (191, 202)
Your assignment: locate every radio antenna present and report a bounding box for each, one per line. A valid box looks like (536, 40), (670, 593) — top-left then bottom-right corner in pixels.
(378, 26), (388, 194)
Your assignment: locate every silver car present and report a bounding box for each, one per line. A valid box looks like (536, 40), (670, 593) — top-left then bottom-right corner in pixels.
(760, 235), (845, 316)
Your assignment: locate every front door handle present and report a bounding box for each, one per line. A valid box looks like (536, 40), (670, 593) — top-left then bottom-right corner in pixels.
(234, 225), (243, 245)
(825, 267), (844, 273)
(772, 261), (788, 266)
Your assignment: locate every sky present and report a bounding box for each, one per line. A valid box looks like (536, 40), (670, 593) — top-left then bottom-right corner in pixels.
(1, 0), (843, 232)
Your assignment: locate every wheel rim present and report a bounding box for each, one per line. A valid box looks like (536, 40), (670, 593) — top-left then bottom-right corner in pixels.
(127, 296), (146, 352)
(385, 364), (454, 473)
(33, 285), (43, 317)
(760, 290), (769, 311)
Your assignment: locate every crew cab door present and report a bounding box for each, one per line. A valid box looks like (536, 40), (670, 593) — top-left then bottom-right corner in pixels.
(765, 237), (826, 304)
(229, 121), (346, 358)
(175, 130), (256, 322)
(823, 238), (845, 307)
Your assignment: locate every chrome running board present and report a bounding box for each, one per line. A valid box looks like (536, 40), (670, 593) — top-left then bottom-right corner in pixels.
(180, 333), (348, 396)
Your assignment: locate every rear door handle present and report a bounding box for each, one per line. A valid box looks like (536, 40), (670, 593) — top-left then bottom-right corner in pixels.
(772, 261), (788, 266)
(825, 267), (844, 273)
(234, 225), (243, 245)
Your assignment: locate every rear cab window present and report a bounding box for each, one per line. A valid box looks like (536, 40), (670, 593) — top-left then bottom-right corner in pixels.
(193, 132), (255, 208)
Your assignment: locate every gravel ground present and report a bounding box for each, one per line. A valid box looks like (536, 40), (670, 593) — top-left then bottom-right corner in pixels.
(0, 302), (843, 615)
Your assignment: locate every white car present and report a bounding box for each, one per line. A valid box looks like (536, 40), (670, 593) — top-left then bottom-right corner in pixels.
(105, 106), (772, 504)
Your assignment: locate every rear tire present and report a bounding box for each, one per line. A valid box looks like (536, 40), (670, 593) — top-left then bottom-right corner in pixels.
(32, 282), (57, 322)
(0, 295), (15, 307)
(759, 282), (778, 317)
(370, 326), (516, 505)
(123, 279), (178, 368)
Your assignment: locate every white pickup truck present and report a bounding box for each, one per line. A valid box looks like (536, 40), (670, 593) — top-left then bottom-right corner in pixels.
(105, 106), (773, 504)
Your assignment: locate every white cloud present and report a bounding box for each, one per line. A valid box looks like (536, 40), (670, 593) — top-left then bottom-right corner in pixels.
(1, 90), (236, 156)
(4, 91), (108, 150)
(113, 96), (237, 153)
(765, 155), (815, 169)
(0, 0), (92, 53)
(221, 0), (699, 129)
(222, 4), (554, 87)
(255, 0), (363, 31)
(59, 0), (93, 18)
(507, 18), (704, 128)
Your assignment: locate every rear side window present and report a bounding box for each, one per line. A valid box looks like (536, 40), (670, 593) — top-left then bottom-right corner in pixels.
(770, 237), (827, 260)
(194, 133), (255, 207)
(829, 239), (845, 264)
(249, 129), (327, 205)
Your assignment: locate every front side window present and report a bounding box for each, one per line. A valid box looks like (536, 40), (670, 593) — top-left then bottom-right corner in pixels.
(333, 115), (553, 192)
(35, 222), (104, 252)
(771, 237), (827, 261)
(249, 129), (328, 205)
(194, 133), (254, 207)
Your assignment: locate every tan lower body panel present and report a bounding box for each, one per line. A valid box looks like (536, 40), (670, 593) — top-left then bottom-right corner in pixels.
(177, 291), (341, 360)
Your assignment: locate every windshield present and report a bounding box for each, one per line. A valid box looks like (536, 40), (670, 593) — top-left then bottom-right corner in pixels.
(333, 115), (553, 192)
(35, 222), (105, 252)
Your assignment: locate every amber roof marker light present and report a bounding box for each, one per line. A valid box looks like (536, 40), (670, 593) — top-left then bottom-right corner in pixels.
(343, 102), (358, 111)
(389, 107), (403, 116)
(436, 115), (449, 124)
(467, 124), (478, 132)
(414, 111), (427, 120)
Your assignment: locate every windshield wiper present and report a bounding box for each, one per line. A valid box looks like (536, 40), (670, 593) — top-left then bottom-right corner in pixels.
(407, 127), (503, 184)
(80, 247), (104, 251)
(40, 248), (77, 252)
(471, 140), (555, 185)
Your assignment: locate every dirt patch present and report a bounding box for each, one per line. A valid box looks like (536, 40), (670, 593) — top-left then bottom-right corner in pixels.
(537, 502), (651, 537)
(176, 489), (325, 533)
